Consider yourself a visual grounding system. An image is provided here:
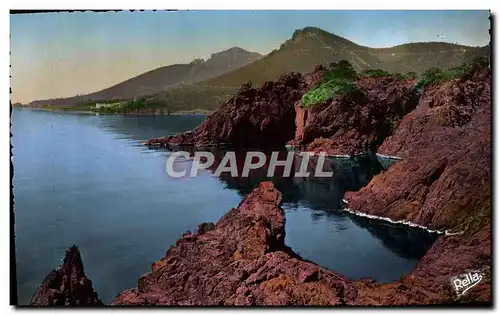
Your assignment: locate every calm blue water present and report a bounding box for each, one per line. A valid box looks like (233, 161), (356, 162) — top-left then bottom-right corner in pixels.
(12, 108), (436, 305)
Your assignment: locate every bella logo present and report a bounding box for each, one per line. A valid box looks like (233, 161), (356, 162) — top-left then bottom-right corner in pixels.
(450, 270), (483, 296)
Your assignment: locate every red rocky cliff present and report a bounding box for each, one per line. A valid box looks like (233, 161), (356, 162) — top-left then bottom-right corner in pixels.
(30, 246), (103, 306)
(144, 69), (324, 148)
(344, 69), (491, 233)
(289, 76), (421, 155)
(113, 182), (490, 306)
(30, 66), (492, 306)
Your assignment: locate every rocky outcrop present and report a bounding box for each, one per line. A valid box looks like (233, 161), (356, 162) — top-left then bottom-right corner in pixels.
(289, 76), (421, 155)
(31, 181), (491, 306)
(112, 182), (490, 305)
(344, 69), (491, 233)
(113, 182), (358, 305)
(144, 70), (324, 148)
(354, 222), (491, 305)
(30, 246), (103, 306)
(129, 68), (492, 305)
(144, 70), (420, 155)
(30, 66), (492, 306)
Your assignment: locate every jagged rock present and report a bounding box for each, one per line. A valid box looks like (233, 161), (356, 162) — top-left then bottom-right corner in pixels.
(344, 69), (491, 233)
(112, 182), (490, 306)
(30, 246), (103, 306)
(353, 223), (491, 305)
(144, 70), (324, 149)
(113, 182), (358, 305)
(290, 76), (421, 155)
(31, 68), (492, 307)
(32, 180), (490, 306)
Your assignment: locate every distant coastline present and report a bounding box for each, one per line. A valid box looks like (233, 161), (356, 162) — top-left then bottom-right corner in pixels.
(12, 105), (213, 116)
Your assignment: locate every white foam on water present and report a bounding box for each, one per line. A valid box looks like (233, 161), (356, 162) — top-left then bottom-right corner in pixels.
(341, 199), (462, 236)
(376, 153), (403, 160)
(326, 154), (351, 158)
(339, 154), (465, 236)
(284, 147), (404, 161)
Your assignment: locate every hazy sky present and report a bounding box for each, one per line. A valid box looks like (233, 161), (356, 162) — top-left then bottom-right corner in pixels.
(10, 10), (490, 103)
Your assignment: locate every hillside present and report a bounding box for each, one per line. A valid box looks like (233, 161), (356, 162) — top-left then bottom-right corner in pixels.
(28, 47), (262, 107)
(201, 27), (489, 87)
(133, 27), (489, 114)
(30, 26), (489, 114)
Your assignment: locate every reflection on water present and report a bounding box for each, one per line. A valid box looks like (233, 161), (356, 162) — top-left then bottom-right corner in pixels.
(12, 109), (234, 305)
(163, 147), (438, 281)
(347, 214), (437, 259)
(12, 108), (436, 305)
(95, 114), (205, 143)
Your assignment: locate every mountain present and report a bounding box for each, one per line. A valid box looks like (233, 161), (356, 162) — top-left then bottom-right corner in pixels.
(27, 47), (262, 107)
(130, 26), (489, 114)
(200, 26), (490, 87)
(29, 26), (489, 113)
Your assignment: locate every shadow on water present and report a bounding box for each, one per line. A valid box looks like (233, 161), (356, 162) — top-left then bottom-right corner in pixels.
(14, 109), (436, 291)
(346, 214), (437, 259)
(161, 146), (438, 280)
(86, 112), (437, 282)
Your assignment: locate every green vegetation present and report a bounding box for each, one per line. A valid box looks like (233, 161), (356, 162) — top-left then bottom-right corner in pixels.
(360, 69), (393, 78)
(77, 99), (124, 106)
(403, 72), (418, 79)
(92, 86), (238, 114)
(300, 56), (490, 109)
(301, 61), (360, 109)
(301, 81), (358, 109)
(89, 56), (489, 113)
(92, 99), (146, 113)
(25, 27), (489, 115)
(360, 69), (418, 80)
(414, 56), (489, 90)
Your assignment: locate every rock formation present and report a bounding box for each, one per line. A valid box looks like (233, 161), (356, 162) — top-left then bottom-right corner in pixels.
(30, 246), (103, 306)
(344, 69), (491, 233)
(112, 182), (490, 305)
(144, 69), (324, 148)
(145, 68), (422, 156)
(31, 181), (491, 306)
(114, 182), (357, 305)
(30, 65), (492, 306)
(290, 76), (421, 155)
(136, 66), (492, 305)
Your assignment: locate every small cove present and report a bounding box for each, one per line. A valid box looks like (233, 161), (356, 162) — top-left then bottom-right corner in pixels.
(12, 108), (437, 304)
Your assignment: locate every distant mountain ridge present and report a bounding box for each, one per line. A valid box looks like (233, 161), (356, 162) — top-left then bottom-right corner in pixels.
(27, 26), (489, 111)
(28, 46), (262, 107)
(201, 26), (489, 87)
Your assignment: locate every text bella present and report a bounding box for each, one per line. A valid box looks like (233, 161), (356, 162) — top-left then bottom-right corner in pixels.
(450, 271), (483, 296)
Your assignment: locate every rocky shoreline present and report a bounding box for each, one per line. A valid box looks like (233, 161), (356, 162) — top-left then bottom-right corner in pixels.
(30, 64), (491, 306)
(31, 181), (491, 306)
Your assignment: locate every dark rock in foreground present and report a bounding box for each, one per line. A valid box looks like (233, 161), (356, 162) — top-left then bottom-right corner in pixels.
(114, 181), (357, 305)
(30, 68), (492, 306)
(113, 182), (490, 306)
(30, 246), (103, 306)
(30, 182), (490, 306)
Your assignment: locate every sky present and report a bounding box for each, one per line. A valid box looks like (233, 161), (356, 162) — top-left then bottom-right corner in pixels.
(10, 10), (490, 104)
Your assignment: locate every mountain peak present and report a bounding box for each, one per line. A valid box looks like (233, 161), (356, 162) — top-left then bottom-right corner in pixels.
(292, 26), (333, 40)
(225, 46), (248, 53)
(210, 46), (261, 59)
(283, 26), (360, 50)
(189, 47), (262, 65)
